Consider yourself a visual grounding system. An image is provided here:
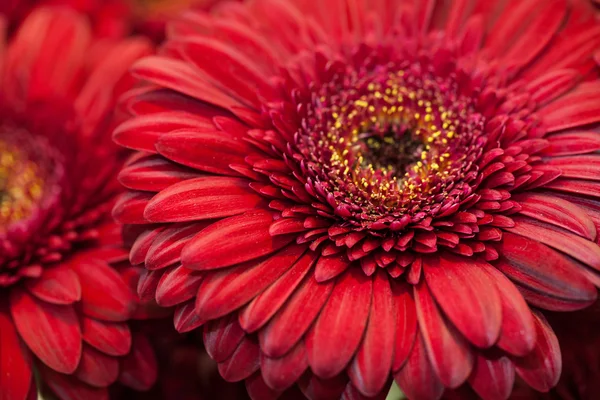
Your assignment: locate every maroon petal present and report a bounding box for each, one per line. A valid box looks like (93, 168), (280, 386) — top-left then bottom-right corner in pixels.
(118, 333), (157, 391)
(514, 313), (561, 392)
(118, 154), (200, 192)
(245, 372), (281, 400)
(144, 177), (264, 223)
(156, 265), (204, 307)
(173, 301), (205, 333)
(480, 265), (536, 357)
(513, 192), (596, 240)
(468, 354), (514, 400)
(74, 345), (119, 388)
(260, 275), (334, 358)
(217, 337), (260, 382)
(262, 341), (308, 391)
(314, 254), (352, 282)
(24, 265), (81, 305)
(306, 268), (373, 379)
(541, 82), (600, 132)
(394, 332), (444, 400)
(497, 232), (597, 310)
(391, 282), (418, 371)
(182, 210), (294, 270)
(424, 254), (502, 348)
(10, 289), (81, 374)
(81, 317), (131, 357)
(41, 365), (108, 400)
(112, 191), (153, 224)
(203, 314), (245, 363)
(195, 244), (306, 320)
(239, 251), (316, 332)
(70, 258), (137, 322)
(348, 271), (395, 397)
(0, 307), (32, 400)
(145, 223), (208, 270)
(298, 372), (349, 400)
(414, 281), (473, 388)
(156, 130), (255, 175)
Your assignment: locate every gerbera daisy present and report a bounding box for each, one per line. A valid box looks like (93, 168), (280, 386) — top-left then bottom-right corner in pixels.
(114, 0), (600, 399)
(0, 7), (158, 400)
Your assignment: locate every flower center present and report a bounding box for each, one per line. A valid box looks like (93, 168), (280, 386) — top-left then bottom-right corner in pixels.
(295, 59), (486, 225)
(0, 125), (60, 234)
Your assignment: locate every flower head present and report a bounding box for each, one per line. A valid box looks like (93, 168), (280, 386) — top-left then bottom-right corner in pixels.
(114, 0), (600, 398)
(0, 7), (159, 399)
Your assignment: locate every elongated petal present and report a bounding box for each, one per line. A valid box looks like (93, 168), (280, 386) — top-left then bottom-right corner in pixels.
(10, 290), (81, 374)
(414, 281), (473, 388)
(195, 244), (306, 320)
(306, 268), (373, 379)
(70, 258), (137, 322)
(468, 355), (514, 400)
(497, 232), (597, 309)
(182, 210), (294, 270)
(391, 282), (418, 371)
(0, 308), (32, 400)
(217, 338), (260, 382)
(394, 332), (444, 400)
(239, 251), (316, 332)
(74, 346), (119, 388)
(156, 265), (204, 307)
(423, 254), (502, 348)
(261, 341), (308, 391)
(514, 313), (561, 392)
(119, 334), (157, 391)
(203, 314), (246, 363)
(145, 177), (263, 223)
(349, 271), (395, 397)
(81, 318), (131, 357)
(260, 275), (334, 358)
(24, 265), (81, 305)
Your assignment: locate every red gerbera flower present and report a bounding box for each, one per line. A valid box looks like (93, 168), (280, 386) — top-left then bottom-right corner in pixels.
(0, 7), (158, 400)
(114, 0), (600, 399)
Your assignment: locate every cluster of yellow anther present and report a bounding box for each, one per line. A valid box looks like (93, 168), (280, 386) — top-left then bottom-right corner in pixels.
(323, 70), (465, 204)
(0, 140), (44, 231)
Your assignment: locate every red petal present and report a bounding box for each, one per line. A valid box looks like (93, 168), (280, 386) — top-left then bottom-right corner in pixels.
(348, 271), (394, 397)
(544, 155), (600, 182)
(514, 313), (561, 392)
(10, 290), (81, 374)
(118, 333), (157, 391)
(118, 154), (199, 192)
(239, 251), (316, 332)
(298, 373), (349, 400)
(145, 223), (208, 270)
(414, 281), (473, 388)
(182, 210), (294, 270)
(541, 82), (600, 132)
(156, 130), (255, 175)
(260, 275), (334, 358)
(25, 265), (81, 305)
(514, 192), (596, 240)
(508, 216), (600, 271)
(41, 365), (108, 400)
(306, 268), (373, 379)
(480, 266), (536, 357)
(0, 307), (32, 400)
(314, 254), (352, 282)
(497, 232), (597, 309)
(203, 314), (245, 363)
(468, 354), (514, 400)
(195, 244), (306, 320)
(156, 265), (204, 307)
(261, 341), (308, 391)
(112, 191), (153, 224)
(391, 282), (418, 371)
(81, 318), (131, 357)
(245, 372), (281, 400)
(145, 177), (264, 223)
(394, 332), (444, 400)
(217, 337), (260, 382)
(543, 131), (600, 156)
(173, 301), (205, 333)
(424, 255), (501, 348)
(70, 258), (137, 322)
(74, 346), (119, 388)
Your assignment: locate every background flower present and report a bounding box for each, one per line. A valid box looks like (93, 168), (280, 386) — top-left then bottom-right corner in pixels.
(0, 7), (162, 400)
(113, 0), (600, 399)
